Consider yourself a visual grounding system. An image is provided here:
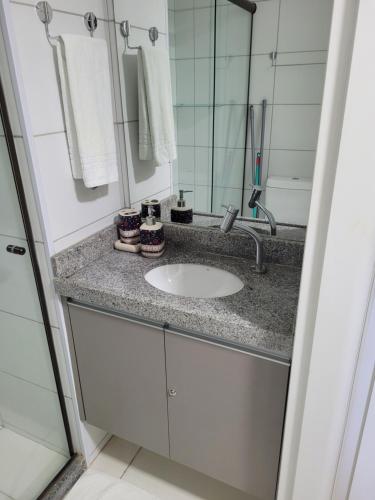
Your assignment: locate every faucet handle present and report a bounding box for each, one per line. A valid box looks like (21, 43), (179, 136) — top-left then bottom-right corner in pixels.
(222, 204), (239, 215)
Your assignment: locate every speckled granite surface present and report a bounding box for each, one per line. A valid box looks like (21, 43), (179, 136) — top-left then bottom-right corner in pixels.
(54, 228), (301, 360)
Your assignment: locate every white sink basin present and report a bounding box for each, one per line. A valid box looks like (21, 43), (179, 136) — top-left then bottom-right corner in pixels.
(144, 263), (244, 298)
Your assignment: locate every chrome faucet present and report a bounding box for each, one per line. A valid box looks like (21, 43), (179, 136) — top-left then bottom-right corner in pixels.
(220, 205), (267, 274)
(249, 186), (277, 236)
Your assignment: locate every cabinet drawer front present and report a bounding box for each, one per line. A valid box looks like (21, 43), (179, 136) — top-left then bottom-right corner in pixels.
(165, 332), (289, 500)
(68, 304), (169, 457)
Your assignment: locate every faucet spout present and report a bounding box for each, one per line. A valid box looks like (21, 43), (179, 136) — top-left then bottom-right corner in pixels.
(255, 200), (277, 236)
(234, 223), (267, 273)
(220, 205), (267, 273)
(248, 186), (277, 236)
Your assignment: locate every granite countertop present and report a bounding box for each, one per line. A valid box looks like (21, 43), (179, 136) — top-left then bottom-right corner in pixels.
(54, 226), (301, 362)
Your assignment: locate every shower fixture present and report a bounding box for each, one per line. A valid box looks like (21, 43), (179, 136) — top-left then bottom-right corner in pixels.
(227, 0), (257, 14)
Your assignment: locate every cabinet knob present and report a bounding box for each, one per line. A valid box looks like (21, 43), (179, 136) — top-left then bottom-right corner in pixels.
(168, 388), (177, 398)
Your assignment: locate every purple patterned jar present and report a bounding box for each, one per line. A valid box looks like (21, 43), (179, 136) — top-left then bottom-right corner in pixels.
(117, 209), (142, 239)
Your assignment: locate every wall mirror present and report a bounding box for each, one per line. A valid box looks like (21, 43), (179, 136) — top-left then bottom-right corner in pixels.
(167, 0), (334, 234)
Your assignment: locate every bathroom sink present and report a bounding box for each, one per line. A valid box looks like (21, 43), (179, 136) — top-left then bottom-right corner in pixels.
(144, 263), (244, 298)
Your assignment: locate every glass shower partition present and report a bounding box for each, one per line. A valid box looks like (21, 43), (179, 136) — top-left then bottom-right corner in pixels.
(0, 71), (73, 498)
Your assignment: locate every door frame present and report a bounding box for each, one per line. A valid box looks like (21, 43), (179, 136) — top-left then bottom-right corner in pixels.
(278, 0), (375, 498)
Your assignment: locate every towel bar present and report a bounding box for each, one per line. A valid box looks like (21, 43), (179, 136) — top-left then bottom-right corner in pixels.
(120, 20), (159, 50)
(36, 1), (98, 47)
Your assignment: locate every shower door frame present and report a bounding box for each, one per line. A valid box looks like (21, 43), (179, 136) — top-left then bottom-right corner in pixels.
(0, 74), (76, 485)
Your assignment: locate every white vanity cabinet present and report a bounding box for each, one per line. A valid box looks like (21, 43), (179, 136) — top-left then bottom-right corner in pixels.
(66, 301), (290, 500)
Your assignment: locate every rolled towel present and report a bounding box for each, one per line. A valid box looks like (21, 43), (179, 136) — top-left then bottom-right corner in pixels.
(114, 240), (141, 253)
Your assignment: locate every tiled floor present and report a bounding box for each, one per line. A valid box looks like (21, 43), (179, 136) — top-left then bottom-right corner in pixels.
(0, 427), (68, 500)
(79, 436), (255, 500)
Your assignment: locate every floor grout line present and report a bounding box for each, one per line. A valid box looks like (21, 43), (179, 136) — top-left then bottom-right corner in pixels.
(120, 446), (142, 480)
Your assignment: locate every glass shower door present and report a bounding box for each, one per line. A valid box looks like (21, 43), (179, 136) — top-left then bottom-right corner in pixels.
(0, 78), (72, 499)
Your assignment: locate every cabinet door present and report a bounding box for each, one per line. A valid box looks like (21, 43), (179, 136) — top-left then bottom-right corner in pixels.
(68, 303), (169, 457)
(165, 332), (289, 500)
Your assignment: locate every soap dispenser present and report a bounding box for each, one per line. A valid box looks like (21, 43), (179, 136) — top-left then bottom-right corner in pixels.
(140, 207), (165, 258)
(171, 190), (193, 224)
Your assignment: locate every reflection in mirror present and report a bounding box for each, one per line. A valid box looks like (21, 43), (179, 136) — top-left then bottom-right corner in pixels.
(168, 0), (334, 227)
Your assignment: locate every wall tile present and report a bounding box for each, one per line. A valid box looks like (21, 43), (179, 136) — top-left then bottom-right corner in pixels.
(274, 62), (326, 104)
(268, 149), (316, 178)
(176, 107), (195, 145)
(114, 0), (167, 33)
(14, 139), (44, 243)
(194, 58), (214, 106)
(271, 105), (321, 150)
(195, 147), (212, 186)
(194, 107), (212, 147)
(212, 187), (243, 214)
(175, 0), (194, 9)
(177, 146), (195, 184)
(252, 0), (279, 55)
(278, 0), (334, 53)
(195, 185), (211, 211)
(175, 10), (194, 59)
(194, 7), (214, 58)
(214, 105), (247, 149)
(176, 59), (195, 105)
(215, 56), (249, 105)
(249, 54), (275, 104)
(213, 148), (245, 189)
(34, 132), (123, 245)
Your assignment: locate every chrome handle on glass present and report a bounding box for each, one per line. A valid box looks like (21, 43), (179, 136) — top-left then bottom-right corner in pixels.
(168, 388), (177, 398)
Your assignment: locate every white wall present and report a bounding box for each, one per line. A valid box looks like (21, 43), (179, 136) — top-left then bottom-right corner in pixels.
(113, 0), (172, 210)
(8, 0), (127, 254)
(279, 0), (375, 497)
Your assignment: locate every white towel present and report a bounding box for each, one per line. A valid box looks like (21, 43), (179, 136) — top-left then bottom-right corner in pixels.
(137, 47), (177, 165)
(56, 35), (118, 188)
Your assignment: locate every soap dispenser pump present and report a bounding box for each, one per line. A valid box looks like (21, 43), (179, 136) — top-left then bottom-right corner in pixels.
(171, 190), (193, 224)
(140, 207), (165, 258)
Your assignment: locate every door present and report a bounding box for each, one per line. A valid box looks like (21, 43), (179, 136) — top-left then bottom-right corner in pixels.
(68, 303), (170, 457)
(165, 331), (289, 500)
(0, 70), (72, 498)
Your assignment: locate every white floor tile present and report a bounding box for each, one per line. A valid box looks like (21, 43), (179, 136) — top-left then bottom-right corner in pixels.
(0, 428), (67, 500)
(90, 437), (140, 478)
(122, 449), (254, 500)
(66, 470), (159, 500)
